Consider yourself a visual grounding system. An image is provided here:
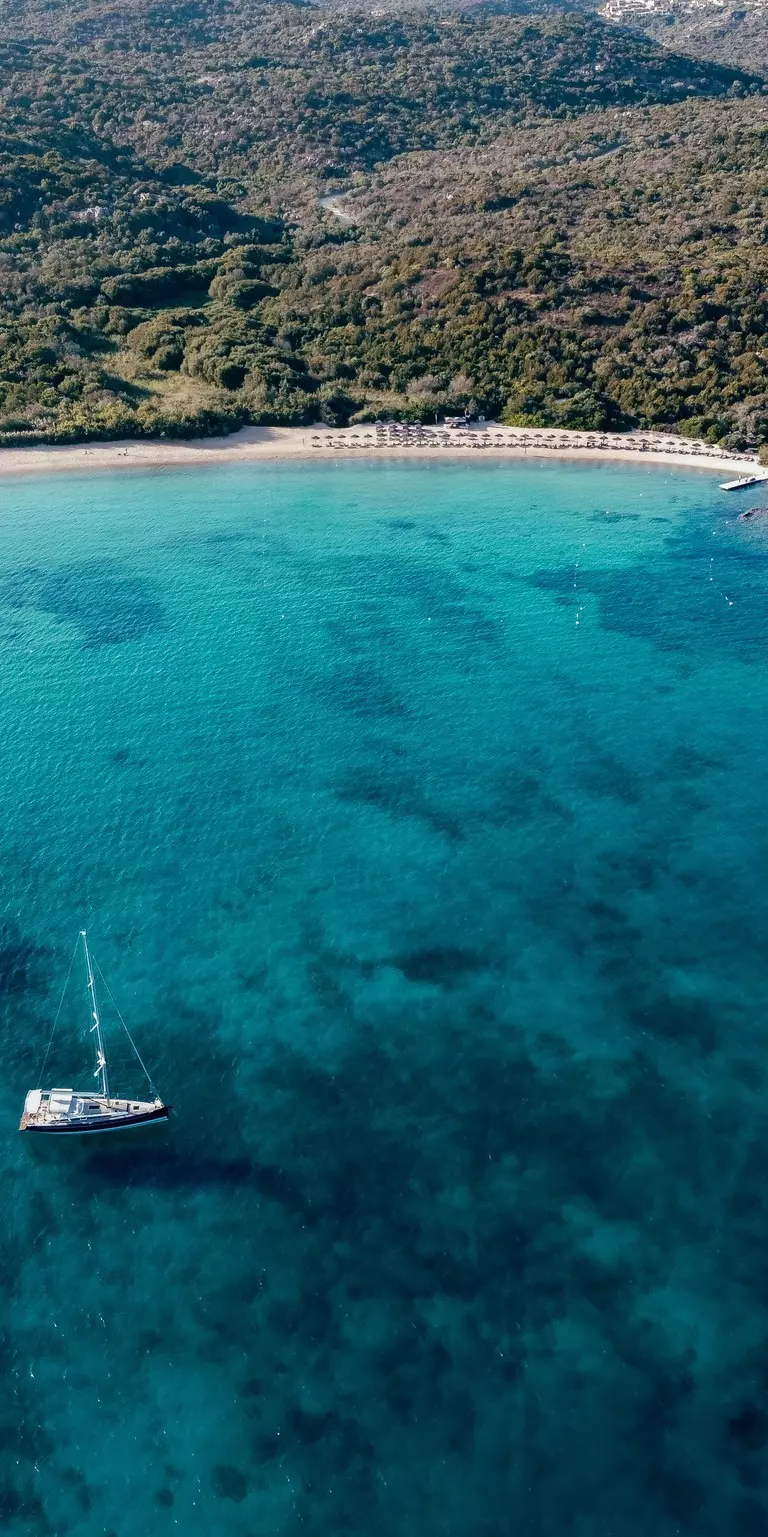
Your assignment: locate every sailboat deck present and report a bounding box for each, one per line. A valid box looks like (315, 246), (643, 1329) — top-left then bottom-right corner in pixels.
(20, 1088), (168, 1133)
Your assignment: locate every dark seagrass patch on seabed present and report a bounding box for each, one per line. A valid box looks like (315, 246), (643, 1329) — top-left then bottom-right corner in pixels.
(0, 560), (166, 647)
(574, 742), (643, 805)
(319, 665), (410, 720)
(221, 1004), (755, 1530)
(528, 522), (768, 660)
(336, 764), (463, 840)
(482, 762), (574, 827)
(210, 1464), (248, 1502)
(392, 944), (488, 986)
(0, 920), (51, 1003)
(0, 921), (56, 1088)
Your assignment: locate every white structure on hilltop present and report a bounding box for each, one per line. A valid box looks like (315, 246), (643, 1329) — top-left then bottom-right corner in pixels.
(601, 0), (764, 16)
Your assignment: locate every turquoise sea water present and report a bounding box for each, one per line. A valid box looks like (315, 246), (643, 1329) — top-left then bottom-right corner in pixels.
(2, 458), (768, 1536)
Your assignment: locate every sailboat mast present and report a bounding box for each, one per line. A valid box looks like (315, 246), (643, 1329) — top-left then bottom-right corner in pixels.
(81, 930), (109, 1099)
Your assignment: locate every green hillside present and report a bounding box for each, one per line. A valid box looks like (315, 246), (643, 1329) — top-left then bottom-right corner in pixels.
(0, 0), (766, 445)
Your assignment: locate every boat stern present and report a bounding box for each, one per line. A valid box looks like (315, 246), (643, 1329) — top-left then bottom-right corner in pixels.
(20, 1087), (46, 1130)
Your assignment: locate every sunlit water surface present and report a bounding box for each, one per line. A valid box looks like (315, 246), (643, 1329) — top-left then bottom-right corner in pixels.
(2, 459), (767, 1537)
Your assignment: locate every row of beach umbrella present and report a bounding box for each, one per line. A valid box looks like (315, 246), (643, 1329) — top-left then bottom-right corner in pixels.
(308, 429), (742, 458)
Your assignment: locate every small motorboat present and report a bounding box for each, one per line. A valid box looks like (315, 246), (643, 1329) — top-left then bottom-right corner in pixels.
(20, 931), (171, 1135)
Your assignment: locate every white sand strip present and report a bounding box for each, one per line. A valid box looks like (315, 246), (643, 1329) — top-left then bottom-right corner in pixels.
(0, 423), (760, 478)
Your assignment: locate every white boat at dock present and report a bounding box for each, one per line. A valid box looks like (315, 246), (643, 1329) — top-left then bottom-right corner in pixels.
(719, 473), (768, 492)
(20, 931), (171, 1135)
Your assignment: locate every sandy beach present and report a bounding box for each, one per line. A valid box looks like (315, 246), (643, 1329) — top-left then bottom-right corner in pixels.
(0, 422), (761, 478)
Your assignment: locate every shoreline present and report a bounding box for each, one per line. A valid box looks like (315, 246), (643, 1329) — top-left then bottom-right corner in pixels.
(0, 423), (760, 478)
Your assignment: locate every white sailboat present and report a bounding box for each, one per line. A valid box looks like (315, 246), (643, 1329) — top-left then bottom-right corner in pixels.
(20, 930), (171, 1135)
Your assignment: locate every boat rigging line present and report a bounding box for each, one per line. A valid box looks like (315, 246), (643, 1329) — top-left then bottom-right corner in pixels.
(37, 934), (80, 1089)
(93, 954), (157, 1097)
(36, 931), (158, 1098)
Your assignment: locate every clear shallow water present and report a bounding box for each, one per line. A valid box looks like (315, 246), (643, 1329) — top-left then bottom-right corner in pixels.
(2, 458), (768, 1536)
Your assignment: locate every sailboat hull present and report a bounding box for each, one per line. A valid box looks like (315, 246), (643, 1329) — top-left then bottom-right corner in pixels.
(19, 1088), (172, 1134)
(21, 1105), (172, 1135)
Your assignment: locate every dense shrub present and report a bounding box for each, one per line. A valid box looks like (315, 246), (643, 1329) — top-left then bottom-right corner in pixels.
(0, 1), (766, 443)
